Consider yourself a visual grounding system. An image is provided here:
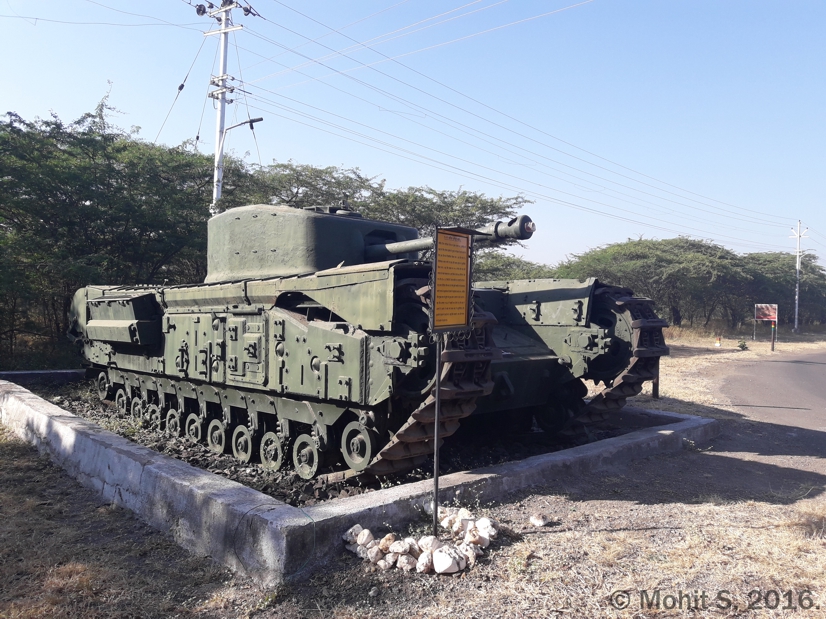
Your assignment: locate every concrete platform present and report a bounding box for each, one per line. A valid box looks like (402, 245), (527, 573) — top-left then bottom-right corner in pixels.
(0, 379), (719, 585)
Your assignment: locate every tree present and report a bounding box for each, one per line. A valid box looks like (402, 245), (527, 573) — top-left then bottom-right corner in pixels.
(0, 100), (238, 362)
(473, 251), (555, 282)
(555, 238), (752, 327)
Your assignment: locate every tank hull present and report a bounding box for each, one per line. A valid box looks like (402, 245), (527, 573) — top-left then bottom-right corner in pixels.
(67, 205), (668, 479)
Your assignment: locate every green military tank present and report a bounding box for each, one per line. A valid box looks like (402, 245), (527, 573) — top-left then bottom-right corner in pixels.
(67, 204), (668, 479)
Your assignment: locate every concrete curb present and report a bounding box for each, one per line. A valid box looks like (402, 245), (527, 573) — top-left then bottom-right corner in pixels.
(0, 379), (719, 584)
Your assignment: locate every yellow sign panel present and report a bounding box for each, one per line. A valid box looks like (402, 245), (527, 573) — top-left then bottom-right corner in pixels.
(432, 229), (472, 331)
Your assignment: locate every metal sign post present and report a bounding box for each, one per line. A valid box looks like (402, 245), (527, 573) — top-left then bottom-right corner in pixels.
(432, 333), (443, 536)
(429, 228), (473, 536)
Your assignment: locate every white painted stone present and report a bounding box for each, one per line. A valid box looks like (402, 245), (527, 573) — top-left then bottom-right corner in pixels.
(345, 543), (360, 555)
(530, 514), (548, 527)
(476, 517), (497, 540)
(433, 545), (466, 574)
(366, 539), (378, 549)
(437, 506), (458, 520)
(355, 545), (370, 560)
(377, 559), (392, 571)
(343, 524), (363, 543)
(378, 533), (396, 553)
(418, 535), (443, 552)
(357, 529), (375, 546)
(404, 537), (421, 559)
(439, 514), (457, 530)
(388, 540), (410, 555)
(457, 542), (478, 567)
(397, 554), (417, 572)
(452, 518), (473, 536)
(385, 552), (399, 567)
(463, 525), (487, 548)
(457, 507), (473, 522)
(416, 550), (434, 574)
(367, 546), (384, 564)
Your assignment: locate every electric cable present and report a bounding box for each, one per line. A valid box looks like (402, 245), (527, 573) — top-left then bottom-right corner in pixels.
(0, 14), (202, 28)
(240, 75), (791, 232)
(237, 28), (789, 233)
(155, 30), (212, 144)
(241, 86), (786, 240)
(195, 40), (222, 150)
(242, 16), (791, 228)
(240, 97), (791, 251)
(261, 0), (792, 226)
(233, 36), (263, 166)
(251, 0), (510, 83)
(241, 0), (413, 73)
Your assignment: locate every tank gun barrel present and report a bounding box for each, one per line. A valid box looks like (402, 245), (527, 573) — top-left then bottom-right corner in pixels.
(365, 215), (535, 261)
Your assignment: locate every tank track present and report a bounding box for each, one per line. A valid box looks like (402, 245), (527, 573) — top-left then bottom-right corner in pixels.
(363, 312), (499, 477)
(577, 284), (670, 423)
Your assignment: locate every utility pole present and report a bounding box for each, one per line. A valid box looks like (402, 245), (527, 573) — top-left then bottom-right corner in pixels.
(205, 2), (243, 215)
(790, 220), (809, 334)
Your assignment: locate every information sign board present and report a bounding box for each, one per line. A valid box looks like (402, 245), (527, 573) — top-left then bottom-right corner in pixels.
(755, 304), (778, 321)
(431, 229), (473, 332)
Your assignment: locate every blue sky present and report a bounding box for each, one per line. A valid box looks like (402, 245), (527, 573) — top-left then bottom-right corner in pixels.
(3, 0), (825, 266)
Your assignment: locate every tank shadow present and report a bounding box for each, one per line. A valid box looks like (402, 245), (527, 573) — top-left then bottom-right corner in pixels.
(503, 396), (826, 509)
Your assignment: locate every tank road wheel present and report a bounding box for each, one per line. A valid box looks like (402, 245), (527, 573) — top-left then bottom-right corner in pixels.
(114, 389), (128, 416)
(536, 380), (588, 435)
(293, 433), (323, 480)
(231, 425), (256, 464)
(207, 419), (229, 454)
(185, 413), (203, 442)
(145, 404), (162, 429)
(259, 432), (285, 471)
(130, 397), (144, 424)
(340, 421), (378, 472)
(96, 371), (113, 402)
(165, 409), (183, 437)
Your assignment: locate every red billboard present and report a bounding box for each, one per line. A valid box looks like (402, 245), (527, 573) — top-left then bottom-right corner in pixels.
(754, 304), (778, 321)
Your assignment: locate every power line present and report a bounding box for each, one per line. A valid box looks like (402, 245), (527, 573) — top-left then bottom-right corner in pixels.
(250, 0), (510, 83)
(240, 83), (787, 241)
(155, 30), (212, 144)
(84, 0), (199, 29)
(234, 32), (263, 166)
(240, 0), (422, 73)
(0, 14), (202, 28)
(237, 25), (789, 232)
(239, 94), (791, 252)
(262, 0), (792, 226)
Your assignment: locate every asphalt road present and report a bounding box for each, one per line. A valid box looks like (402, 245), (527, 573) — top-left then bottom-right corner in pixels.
(721, 348), (826, 433)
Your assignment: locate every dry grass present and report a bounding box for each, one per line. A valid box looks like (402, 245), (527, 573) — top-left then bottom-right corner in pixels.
(0, 426), (236, 619)
(4, 333), (826, 618)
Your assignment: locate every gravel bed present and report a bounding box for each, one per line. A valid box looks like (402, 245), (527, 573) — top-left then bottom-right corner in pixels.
(27, 380), (629, 507)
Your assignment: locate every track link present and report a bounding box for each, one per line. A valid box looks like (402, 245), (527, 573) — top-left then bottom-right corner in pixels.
(363, 312), (500, 477)
(578, 284), (670, 423)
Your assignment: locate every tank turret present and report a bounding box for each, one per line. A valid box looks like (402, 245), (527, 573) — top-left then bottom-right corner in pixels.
(206, 204), (536, 283)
